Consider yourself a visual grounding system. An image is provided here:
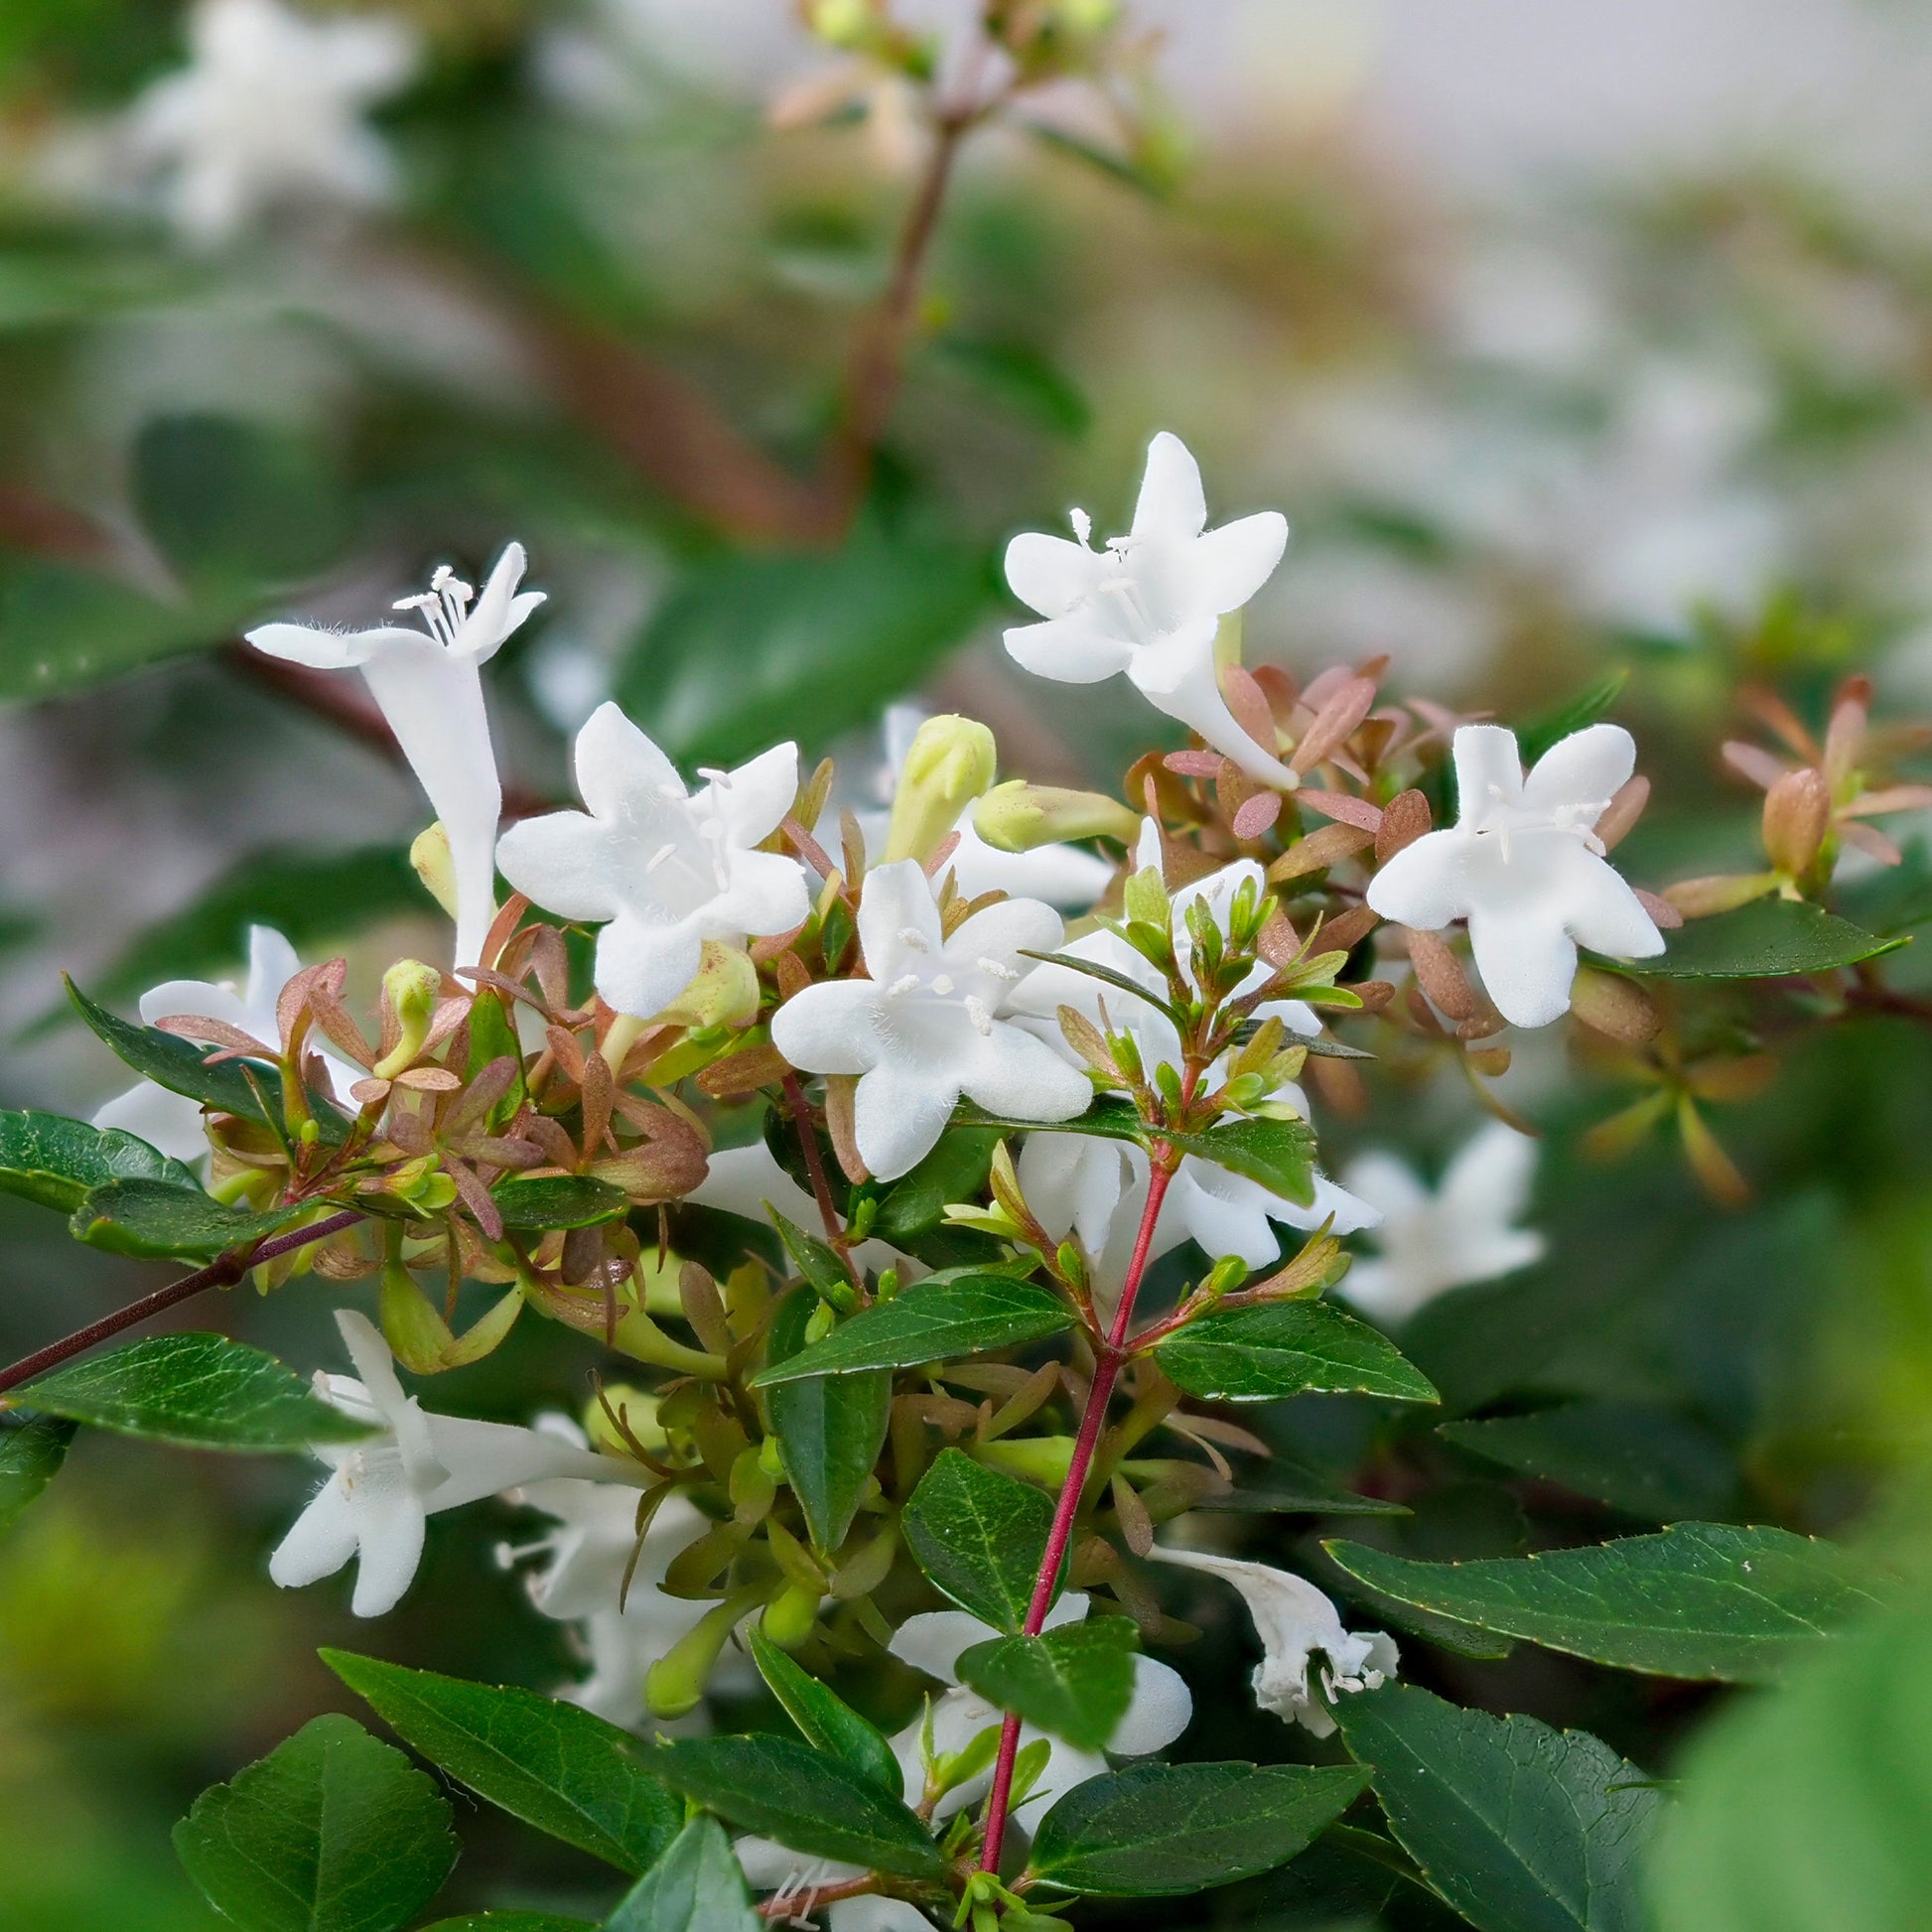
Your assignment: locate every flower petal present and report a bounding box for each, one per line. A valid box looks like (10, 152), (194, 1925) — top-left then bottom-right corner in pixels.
(92, 1082), (208, 1163)
(770, 980), (885, 1078)
(711, 741), (800, 847)
(854, 1060), (962, 1180)
(1128, 621), (1298, 786)
(244, 621), (404, 669)
(574, 701), (684, 821)
(946, 894), (1064, 978)
(890, 1609), (996, 1684)
(594, 911), (704, 1021)
(959, 1026), (1093, 1127)
(1465, 902), (1581, 1029)
(459, 541), (541, 663)
(1131, 431), (1208, 540)
(1004, 531), (1102, 621)
(946, 821), (1115, 908)
(495, 810), (621, 923)
(1004, 616), (1136, 685)
(1522, 723), (1636, 820)
(1450, 724), (1523, 820)
(1187, 510), (1288, 614)
(854, 859), (943, 980)
(345, 1481), (430, 1618)
(707, 847), (811, 941)
(1110, 1656), (1192, 1755)
(1363, 828), (1472, 930)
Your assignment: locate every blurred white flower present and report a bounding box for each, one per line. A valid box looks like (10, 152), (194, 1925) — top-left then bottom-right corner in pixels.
(1366, 723), (1663, 1029)
(1337, 1122), (1546, 1323)
(496, 702), (808, 1022)
(126, 0), (417, 247)
(248, 544), (544, 969)
(769, 859), (1090, 1180)
(270, 1311), (619, 1618)
(92, 923), (353, 1163)
(1150, 1544), (1396, 1737)
(690, 1142), (908, 1280)
(1003, 432), (1297, 785)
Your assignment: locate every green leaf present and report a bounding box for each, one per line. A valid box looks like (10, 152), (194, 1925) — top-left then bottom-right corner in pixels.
(489, 1173), (629, 1230)
(605, 1817), (759, 1932)
(15, 1333), (374, 1452)
(1623, 897), (1903, 979)
(617, 533), (992, 768)
(69, 1176), (310, 1261)
(753, 1273), (1072, 1386)
(874, 1128), (1001, 1242)
(956, 1616), (1138, 1751)
(901, 1447), (1055, 1632)
(747, 1625), (901, 1799)
(173, 1714), (458, 1932)
(955, 1097), (1144, 1142)
(768, 1206), (854, 1303)
(1167, 1116), (1316, 1206)
(1323, 1523), (1885, 1682)
(1650, 1593), (1932, 1932)
(1153, 1301), (1439, 1405)
(1028, 1761), (1369, 1897)
(1516, 670), (1630, 767)
(650, 1735), (944, 1880)
(1198, 1457), (1410, 1519)
(1335, 1685), (1661, 1932)
(0, 1414), (77, 1536)
(418, 1919), (596, 1931)
(762, 1286), (891, 1553)
(1440, 1404), (1740, 1523)
(0, 1107), (201, 1214)
(321, 1652), (680, 1877)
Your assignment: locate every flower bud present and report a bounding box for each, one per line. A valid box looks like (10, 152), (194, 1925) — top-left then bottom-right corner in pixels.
(971, 779), (1139, 854)
(374, 959), (443, 1079)
(1762, 767), (1832, 878)
(646, 1595), (751, 1718)
(803, 0), (874, 48)
(409, 822), (460, 923)
(653, 938), (760, 1030)
(885, 714), (998, 865)
(1568, 965), (1661, 1045)
(760, 1581), (822, 1649)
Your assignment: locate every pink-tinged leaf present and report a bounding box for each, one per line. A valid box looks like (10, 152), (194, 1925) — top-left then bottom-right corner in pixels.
(1633, 888), (1684, 930)
(1232, 792), (1283, 841)
(1722, 741), (1796, 792)
(1845, 784), (1932, 817)
(1839, 820), (1903, 866)
(1164, 751), (1226, 778)
(1295, 788), (1383, 834)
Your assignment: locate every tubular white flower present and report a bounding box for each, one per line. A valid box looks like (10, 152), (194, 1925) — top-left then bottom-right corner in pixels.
(126, 0), (417, 247)
(769, 860), (1090, 1180)
(1337, 1122), (1546, 1324)
(269, 1311), (621, 1619)
(496, 702), (808, 1023)
(1149, 1544), (1397, 1737)
(248, 544), (544, 969)
(1003, 432), (1295, 786)
(1365, 723), (1665, 1029)
(92, 924), (354, 1164)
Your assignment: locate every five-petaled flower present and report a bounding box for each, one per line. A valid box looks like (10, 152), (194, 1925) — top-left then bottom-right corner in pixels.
(496, 701), (809, 1023)
(1003, 431), (1296, 785)
(1366, 722), (1665, 1029)
(1337, 1122), (1546, 1324)
(247, 543), (545, 970)
(769, 859), (1091, 1180)
(270, 1311), (621, 1618)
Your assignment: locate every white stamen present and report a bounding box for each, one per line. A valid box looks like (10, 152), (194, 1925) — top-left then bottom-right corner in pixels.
(964, 995), (994, 1037)
(976, 956), (1020, 981)
(884, 973), (922, 998)
(930, 973), (955, 997)
(644, 842), (679, 874)
(1069, 506), (1093, 546)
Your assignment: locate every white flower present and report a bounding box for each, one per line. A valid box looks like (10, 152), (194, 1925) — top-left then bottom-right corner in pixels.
(92, 923), (354, 1164)
(1149, 1545), (1396, 1737)
(126, 0), (417, 247)
(690, 1143), (910, 1281)
(1365, 723), (1664, 1029)
(496, 702), (808, 1023)
(248, 545), (545, 969)
(1337, 1123), (1545, 1324)
(1003, 432), (1295, 786)
(769, 861), (1090, 1181)
(270, 1311), (621, 1619)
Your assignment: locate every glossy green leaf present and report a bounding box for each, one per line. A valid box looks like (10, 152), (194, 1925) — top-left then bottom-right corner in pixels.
(1624, 897), (1903, 979)
(650, 1735), (944, 1879)
(762, 1287), (891, 1553)
(901, 1447), (1055, 1632)
(1440, 1404), (1740, 1523)
(1650, 1594), (1932, 1932)
(617, 534), (991, 768)
(321, 1652), (680, 1876)
(767, 1206), (854, 1303)
(1198, 1457), (1410, 1518)
(1324, 1523), (1884, 1681)
(1027, 1760), (1369, 1897)
(489, 1173), (630, 1230)
(956, 1616), (1138, 1750)
(1153, 1301), (1439, 1405)
(1335, 1685), (1661, 1932)
(16, 1333), (373, 1452)
(0, 1107), (201, 1214)
(1167, 1116), (1316, 1206)
(605, 1817), (759, 1932)
(874, 1128), (1001, 1242)
(69, 1176), (309, 1261)
(955, 1097), (1144, 1142)
(0, 1414), (77, 1536)
(747, 1625), (901, 1799)
(173, 1715), (458, 1932)
(753, 1273), (1072, 1386)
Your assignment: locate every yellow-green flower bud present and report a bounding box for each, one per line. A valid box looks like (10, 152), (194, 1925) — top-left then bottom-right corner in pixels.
(409, 822), (460, 922)
(971, 780), (1139, 854)
(805, 0), (873, 49)
(646, 1592), (758, 1718)
(653, 939), (760, 1031)
(885, 714), (998, 865)
(374, 959), (443, 1079)
(760, 1580), (822, 1649)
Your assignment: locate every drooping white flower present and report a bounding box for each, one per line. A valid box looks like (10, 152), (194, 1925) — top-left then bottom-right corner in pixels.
(690, 1142), (909, 1282)
(270, 1311), (621, 1619)
(1337, 1123), (1545, 1325)
(769, 860), (1091, 1181)
(1149, 1544), (1396, 1737)
(1365, 723), (1665, 1030)
(248, 545), (545, 970)
(496, 702), (808, 1023)
(1003, 432), (1295, 786)
(126, 0), (417, 247)
(92, 924), (354, 1164)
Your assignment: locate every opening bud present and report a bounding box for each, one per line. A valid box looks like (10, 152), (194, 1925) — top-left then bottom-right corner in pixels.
(971, 779), (1139, 854)
(885, 714), (998, 865)
(1762, 766), (1832, 879)
(374, 959), (443, 1079)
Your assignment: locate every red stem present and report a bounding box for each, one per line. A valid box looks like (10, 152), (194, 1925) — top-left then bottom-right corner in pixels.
(779, 1073), (867, 1298)
(0, 1209), (362, 1397)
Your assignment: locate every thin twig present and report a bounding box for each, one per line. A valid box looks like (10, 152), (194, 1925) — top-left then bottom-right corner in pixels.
(779, 1073), (868, 1297)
